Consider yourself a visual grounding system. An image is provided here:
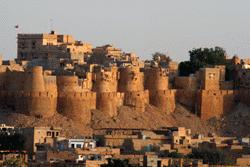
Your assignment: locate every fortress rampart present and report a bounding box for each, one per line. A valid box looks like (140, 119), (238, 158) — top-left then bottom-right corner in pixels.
(97, 92), (124, 117)
(124, 90), (149, 112)
(119, 66), (148, 112)
(238, 88), (250, 106)
(0, 62), (248, 122)
(93, 67), (123, 117)
(144, 67), (175, 113)
(175, 90), (197, 110)
(197, 90), (237, 120)
(2, 32), (249, 123)
(174, 76), (198, 90)
(57, 76), (82, 92)
(57, 76), (96, 124)
(149, 90), (176, 113)
(57, 91), (96, 123)
(144, 67), (168, 91)
(93, 67), (118, 93)
(118, 66), (144, 92)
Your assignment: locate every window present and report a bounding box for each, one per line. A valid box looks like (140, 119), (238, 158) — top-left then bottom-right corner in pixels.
(208, 73), (215, 79)
(32, 41), (36, 49)
(76, 144), (82, 148)
(71, 144), (75, 148)
(20, 42), (25, 49)
(47, 131), (51, 136)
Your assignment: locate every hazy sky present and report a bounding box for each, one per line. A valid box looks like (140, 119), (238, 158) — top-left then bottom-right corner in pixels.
(0, 0), (250, 61)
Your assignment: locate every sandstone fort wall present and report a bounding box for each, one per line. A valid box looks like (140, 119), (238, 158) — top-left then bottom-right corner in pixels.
(97, 92), (124, 117)
(118, 66), (144, 92)
(149, 90), (176, 113)
(197, 90), (237, 120)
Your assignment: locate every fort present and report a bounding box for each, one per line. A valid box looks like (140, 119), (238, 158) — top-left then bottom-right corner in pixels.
(0, 32), (250, 124)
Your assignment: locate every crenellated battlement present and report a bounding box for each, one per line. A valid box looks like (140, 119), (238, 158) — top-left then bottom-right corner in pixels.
(150, 89), (177, 95)
(17, 91), (56, 98)
(0, 61), (244, 122)
(58, 91), (96, 98)
(98, 92), (124, 98)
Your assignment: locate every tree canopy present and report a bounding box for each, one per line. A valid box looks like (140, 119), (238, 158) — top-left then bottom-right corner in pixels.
(152, 52), (172, 65)
(179, 47), (227, 76)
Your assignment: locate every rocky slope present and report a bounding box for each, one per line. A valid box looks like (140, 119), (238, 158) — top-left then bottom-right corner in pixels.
(91, 104), (215, 135)
(213, 103), (250, 137)
(0, 103), (249, 137)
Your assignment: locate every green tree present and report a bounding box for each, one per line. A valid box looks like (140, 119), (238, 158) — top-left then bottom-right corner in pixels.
(179, 47), (226, 76)
(152, 52), (172, 65)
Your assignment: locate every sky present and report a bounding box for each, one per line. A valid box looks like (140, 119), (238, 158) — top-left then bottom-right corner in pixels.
(0, 0), (250, 62)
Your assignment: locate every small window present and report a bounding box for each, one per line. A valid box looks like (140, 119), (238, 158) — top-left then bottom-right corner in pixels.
(47, 131), (51, 136)
(32, 41), (36, 49)
(76, 144), (82, 148)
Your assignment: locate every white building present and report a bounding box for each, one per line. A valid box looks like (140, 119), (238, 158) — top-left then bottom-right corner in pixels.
(57, 138), (96, 150)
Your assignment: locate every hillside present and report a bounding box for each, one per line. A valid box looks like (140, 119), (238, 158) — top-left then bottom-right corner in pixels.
(91, 104), (215, 135)
(0, 103), (249, 137)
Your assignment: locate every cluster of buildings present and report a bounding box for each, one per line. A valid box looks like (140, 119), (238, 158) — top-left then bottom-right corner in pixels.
(0, 31), (250, 166)
(0, 124), (249, 166)
(0, 31), (250, 122)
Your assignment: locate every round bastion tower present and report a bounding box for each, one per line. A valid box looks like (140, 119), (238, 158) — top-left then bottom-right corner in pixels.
(19, 66), (57, 117)
(93, 67), (124, 117)
(144, 67), (176, 113)
(118, 65), (149, 112)
(57, 75), (96, 124)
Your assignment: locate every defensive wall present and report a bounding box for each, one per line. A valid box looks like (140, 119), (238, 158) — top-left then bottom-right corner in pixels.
(124, 90), (149, 112)
(149, 90), (176, 113)
(0, 66), (57, 117)
(238, 88), (250, 106)
(57, 91), (96, 123)
(93, 67), (123, 117)
(97, 92), (124, 117)
(144, 67), (175, 113)
(0, 63), (248, 122)
(196, 90), (237, 120)
(174, 76), (198, 90)
(57, 76), (96, 124)
(119, 66), (148, 112)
